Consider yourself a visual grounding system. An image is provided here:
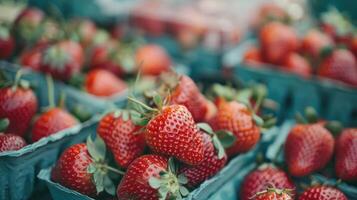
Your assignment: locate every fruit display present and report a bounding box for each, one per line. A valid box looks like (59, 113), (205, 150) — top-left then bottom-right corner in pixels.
(0, 7), (175, 103)
(241, 7), (357, 87)
(0, 1), (357, 200)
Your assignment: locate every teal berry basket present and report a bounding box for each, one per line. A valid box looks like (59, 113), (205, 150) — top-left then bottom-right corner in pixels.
(37, 123), (281, 200)
(265, 121), (357, 199)
(224, 40), (357, 126)
(0, 62), (124, 200)
(210, 121), (357, 199)
(0, 61), (128, 109)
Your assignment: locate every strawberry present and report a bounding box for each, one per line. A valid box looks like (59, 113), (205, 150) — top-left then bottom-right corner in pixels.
(13, 7), (44, 46)
(135, 44), (171, 76)
(179, 129), (228, 188)
(259, 22), (298, 64)
(117, 155), (189, 200)
(317, 49), (357, 86)
(129, 97), (204, 165)
(281, 53), (311, 78)
(251, 188), (293, 200)
(31, 107), (78, 142)
(301, 29), (334, 58)
(0, 24), (14, 59)
(161, 73), (208, 122)
(243, 47), (263, 66)
(53, 137), (121, 197)
(89, 43), (126, 76)
(213, 100), (260, 156)
(285, 123), (334, 177)
(0, 133), (27, 152)
(335, 128), (357, 181)
(147, 105), (204, 165)
(240, 165), (295, 200)
(68, 19), (97, 48)
(85, 69), (127, 97)
(0, 74), (38, 137)
(97, 110), (146, 168)
(41, 40), (84, 81)
(19, 44), (46, 71)
(298, 186), (347, 200)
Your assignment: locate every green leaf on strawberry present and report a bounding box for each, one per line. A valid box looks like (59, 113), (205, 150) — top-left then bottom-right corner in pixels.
(86, 135), (106, 162)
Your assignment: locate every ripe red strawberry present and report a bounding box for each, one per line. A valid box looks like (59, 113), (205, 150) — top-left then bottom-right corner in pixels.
(301, 29), (334, 58)
(335, 128), (357, 181)
(19, 44), (46, 71)
(298, 186), (347, 200)
(85, 69), (127, 97)
(97, 110), (146, 168)
(144, 104), (204, 165)
(117, 155), (189, 200)
(251, 188), (293, 200)
(13, 7), (44, 45)
(52, 143), (96, 196)
(0, 133), (27, 152)
(284, 123), (334, 177)
(31, 108), (78, 142)
(89, 43), (125, 76)
(53, 138), (119, 198)
(41, 40), (84, 81)
(204, 100), (217, 122)
(213, 100), (260, 156)
(0, 25), (14, 59)
(317, 49), (357, 86)
(259, 22), (298, 64)
(164, 74), (208, 122)
(135, 44), (171, 76)
(243, 47), (263, 66)
(240, 166), (295, 200)
(179, 132), (227, 188)
(281, 53), (311, 78)
(0, 84), (38, 137)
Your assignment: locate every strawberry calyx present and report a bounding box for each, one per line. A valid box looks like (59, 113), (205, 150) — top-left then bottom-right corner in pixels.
(148, 158), (189, 200)
(11, 70), (30, 91)
(86, 135), (125, 195)
(250, 186), (294, 199)
(197, 122), (235, 159)
(324, 121), (343, 137)
(0, 24), (11, 40)
(0, 118), (9, 132)
(321, 7), (354, 37)
(127, 95), (161, 126)
(42, 43), (71, 71)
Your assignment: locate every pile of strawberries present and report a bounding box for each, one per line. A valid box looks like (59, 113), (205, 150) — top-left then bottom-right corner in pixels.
(0, 7), (172, 98)
(0, 72), (80, 152)
(243, 6), (357, 87)
(50, 72), (275, 199)
(238, 108), (357, 200)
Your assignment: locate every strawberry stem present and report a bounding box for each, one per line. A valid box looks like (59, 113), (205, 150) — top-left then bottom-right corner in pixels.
(58, 91), (66, 109)
(103, 165), (125, 175)
(46, 74), (56, 108)
(127, 96), (158, 112)
(12, 70), (23, 91)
